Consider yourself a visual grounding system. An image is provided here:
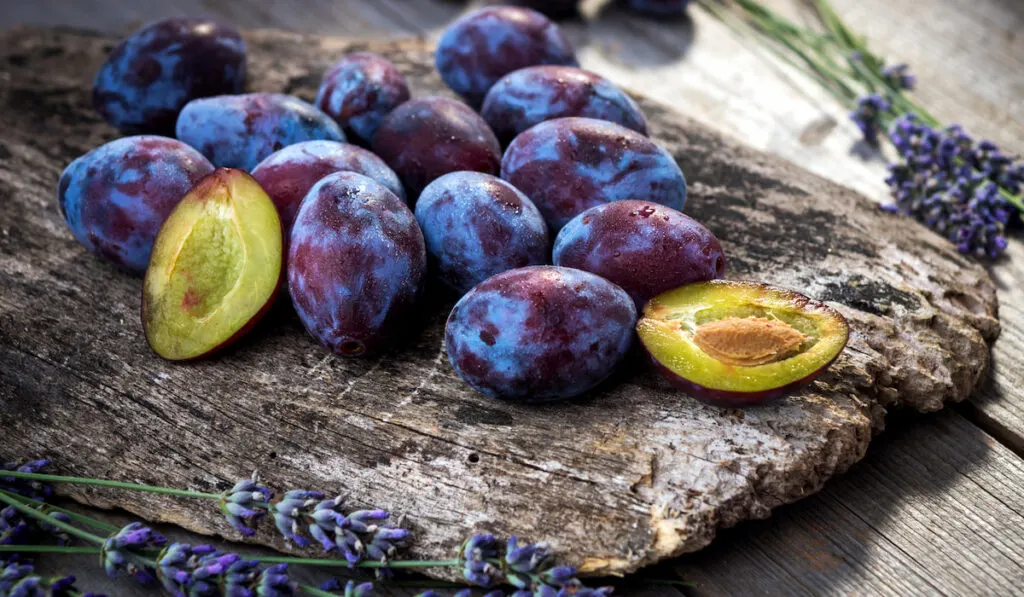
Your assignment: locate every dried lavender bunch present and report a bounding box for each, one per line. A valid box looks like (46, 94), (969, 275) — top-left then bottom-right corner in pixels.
(0, 555), (102, 597)
(883, 114), (1016, 259)
(1, 461), (53, 501)
(100, 522), (166, 584)
(156, 542), (298, 597)
(457, 535), (612, 596)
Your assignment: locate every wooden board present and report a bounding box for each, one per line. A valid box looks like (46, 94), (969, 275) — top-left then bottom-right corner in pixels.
(0, 26), (1001, 579)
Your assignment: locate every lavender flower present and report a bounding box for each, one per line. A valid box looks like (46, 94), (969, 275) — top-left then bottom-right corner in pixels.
(220, 477), (272, 537)
(1, 506), (30, 545)
(271, 490), (324, 548)
(882, 64), (916, 90)
(503, 537), (553, 590)
(453, 590), (473, 597)
(0, 557), (102, 597)
(254, 563), (296, 597)
(459, 534), (502, 587)
(1, 460), (53, 500)
(320, 579), (374, 597)
(850, 93), (892, 145)
(883, 113), (1017, 259)
(156, 542), (296, 597)
(100, 522), (165, 584)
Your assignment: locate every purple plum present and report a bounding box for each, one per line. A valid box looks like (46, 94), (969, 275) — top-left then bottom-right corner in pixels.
(415, 171), (549, 293)
(372, 96), (501, 200)
(251, 140), (405, 237)
(93, 17), (246, 133)
(481, 65), (648, 145)
(315, 52), (411, 146)
(553, 200), (725, 309)
(446, 266), (636, 401)
(501, 117), (686, 232)
(57, 136), (215, 273)
(175, 93), (345, 171)
(288, 172), (426, 357)
(435, 6), (579, 106)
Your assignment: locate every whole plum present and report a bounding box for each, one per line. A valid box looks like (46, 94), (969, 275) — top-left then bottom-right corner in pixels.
(501, 117), (686, 231)
(57, 135), (215, 273)
(624, 0), (691, 15)
(315, 52), (411, 146)
(288, 172), (426, 357)
(251, 140), (405, 237)
(93, 17), (246, 133)
(372, 96), (501, 199)
(175, 93), (345, 171)
(415, 172), (549, 293)
(435, 6), (578, 106)
(481, 65), (648, 145)
(554, 200), (725, 309)
(446, 266), (636, 401)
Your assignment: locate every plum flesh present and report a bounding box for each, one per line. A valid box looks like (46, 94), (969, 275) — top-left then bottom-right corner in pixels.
(553, 200), (724, 309)
(501, 117), (686, 232)
(142, 169), (283, 360)
(446, 266), (636, 401)
(637, 281), (849, 407)
(57, 135), (214, 273)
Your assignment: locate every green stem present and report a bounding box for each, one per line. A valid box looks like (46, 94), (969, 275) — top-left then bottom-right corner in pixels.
(0, 545), (100, 555)
(255, 556), (461, 569)
(0, 491), (105, 546)
(2, 471), (222, 500)
(300, 586), (339, 597)
(0, 490), (120, 532)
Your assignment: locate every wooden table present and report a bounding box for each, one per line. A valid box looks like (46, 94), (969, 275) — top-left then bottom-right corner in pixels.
(4, 1), (1024, 595)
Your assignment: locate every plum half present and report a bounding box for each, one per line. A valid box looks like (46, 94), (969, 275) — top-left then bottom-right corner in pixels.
(142, 168), (283, 360)
(637, 281), (849, 407)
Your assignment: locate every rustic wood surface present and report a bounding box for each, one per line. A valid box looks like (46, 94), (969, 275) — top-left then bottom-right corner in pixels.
(2, 1), (1024, 595)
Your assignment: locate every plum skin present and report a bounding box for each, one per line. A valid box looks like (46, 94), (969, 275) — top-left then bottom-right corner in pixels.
(315, 52), (411, 146)
(445, 266), (637, 401)
(482, 65), (648, 145)
(372, 96), (501, 200)
(93, 17), (246, 134)
(502, 117), (686, 232)
(553, 201), (724, 309)
(650, 345), (847, 408)
(57, 135), (215, 273)
(288, 171), (426, 357)
(415, 172), (549, 294)
(175, 93), (345, 171)
(435, 6), (579, 106)
(251, 140), (405, 238)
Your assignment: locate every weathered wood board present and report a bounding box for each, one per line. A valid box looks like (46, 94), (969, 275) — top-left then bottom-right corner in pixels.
(0, 27), (1001, 578)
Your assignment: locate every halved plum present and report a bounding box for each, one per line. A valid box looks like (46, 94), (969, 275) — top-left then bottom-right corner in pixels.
(142, 168), (283, 360)
(637, 280), (849, 407)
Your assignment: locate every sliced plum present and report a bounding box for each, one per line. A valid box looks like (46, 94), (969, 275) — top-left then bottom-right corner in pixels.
(637, 280), (849, 407)
(142, 168), (283, 360)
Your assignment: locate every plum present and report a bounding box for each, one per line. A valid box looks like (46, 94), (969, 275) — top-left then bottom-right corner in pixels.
(623, 0), (691, 15)
(481, 65), (648, 145)
(553, 200), (724, 309)
(446, 266), (636, 401)
(315, 52), (411, 146)
(175, 93), (345, 171)
(435, 6), (579, 106)
(251, 140), (405, 238)
(372, 96), (501, 200)
(93, 17), (246, 133)
(143, 169), (283, 360)
(57, 135), (215, 273)
(415, 172), (549, 293)
(289, 172), (426, 357)
(501, 117), (686, 231)
(637, 281), (849, 407)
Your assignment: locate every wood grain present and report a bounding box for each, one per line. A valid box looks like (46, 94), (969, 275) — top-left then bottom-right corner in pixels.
(0, 25), (1001, 581)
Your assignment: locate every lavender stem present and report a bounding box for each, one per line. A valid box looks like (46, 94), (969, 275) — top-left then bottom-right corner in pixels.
(0, 490), (105, 545)
(2, 470), (222, 499)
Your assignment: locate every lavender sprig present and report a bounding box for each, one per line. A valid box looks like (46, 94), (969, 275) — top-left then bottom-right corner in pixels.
(318, 579), (373, 597)
(849, 93), (891, 146)
(1, 461), (53, 501)
(459, 535), (502, 588)
(100, 522), (165, 584)
(220, 477), (272, 537)
(155, 541), (298, 597)
(881, 64), (915, 90)
(1, 556), (102, 597)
